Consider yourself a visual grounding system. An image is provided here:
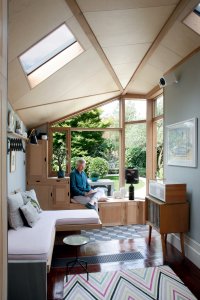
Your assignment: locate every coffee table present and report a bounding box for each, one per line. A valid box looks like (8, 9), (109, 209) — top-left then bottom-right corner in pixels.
(63, 235), (90, 281)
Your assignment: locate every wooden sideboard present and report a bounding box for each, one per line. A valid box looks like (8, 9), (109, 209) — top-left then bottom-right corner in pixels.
(145, 195), (189, 258)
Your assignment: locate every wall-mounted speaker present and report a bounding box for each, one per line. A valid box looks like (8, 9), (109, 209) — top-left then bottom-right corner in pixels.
(159, 73), (178, 87)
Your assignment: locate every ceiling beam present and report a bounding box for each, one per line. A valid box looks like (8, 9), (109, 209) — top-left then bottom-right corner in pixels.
(65, 0), (123, 93)
(16, 90), (120, 111)
(122, 0), (190, 95)
(146, 85), (163, 100)
(50, 95), (120, 125)
(122, 93), (146, 99)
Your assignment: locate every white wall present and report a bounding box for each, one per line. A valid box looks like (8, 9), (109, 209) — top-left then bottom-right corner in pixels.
(7, 104), (26, 193)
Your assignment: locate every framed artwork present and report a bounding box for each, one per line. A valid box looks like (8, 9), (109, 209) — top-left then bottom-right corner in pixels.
(10, 151), (16, 172)
(167, 118), (197, 167)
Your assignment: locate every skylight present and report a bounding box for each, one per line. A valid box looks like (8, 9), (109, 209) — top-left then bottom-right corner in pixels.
(183, 3), (200, 36)
(19, 24), (84, 88)
(194, 3), (200, 16)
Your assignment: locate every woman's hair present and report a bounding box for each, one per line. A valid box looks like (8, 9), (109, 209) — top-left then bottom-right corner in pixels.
(76, 158), (86, 165)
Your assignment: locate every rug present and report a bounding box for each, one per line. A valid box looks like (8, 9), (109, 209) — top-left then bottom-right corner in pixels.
(81, 225), (159, 243)
(52, 251), (144, 268)
(63, 265), (197, 300)
(55, 225), (160, 246)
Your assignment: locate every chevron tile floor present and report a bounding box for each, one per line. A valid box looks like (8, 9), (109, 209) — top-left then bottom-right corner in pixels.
(63, 265), (197, 300)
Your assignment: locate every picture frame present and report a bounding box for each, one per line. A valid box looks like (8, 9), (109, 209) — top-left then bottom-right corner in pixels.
(167, 118), (197, 167)
(10, 151), (16, 172)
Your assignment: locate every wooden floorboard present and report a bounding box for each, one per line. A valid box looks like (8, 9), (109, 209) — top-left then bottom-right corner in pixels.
(48, 233), (200, 300)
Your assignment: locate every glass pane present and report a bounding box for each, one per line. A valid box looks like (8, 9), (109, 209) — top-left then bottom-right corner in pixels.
(20, 24), (76, 74)
(156, 119), (163, 179)
(155, 95), (163, 117)
(100, 101), (119, 128)
(125, 100), (146, 121)
(53, 101), (119, 128)
(70, 130), (120, 192)
(28, 42), (83, 88)
(52, 132), (67, 172)
(125, 123), (146, 198)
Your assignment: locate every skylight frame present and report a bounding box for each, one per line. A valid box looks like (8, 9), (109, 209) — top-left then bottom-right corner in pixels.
(18, 23), (84, 88)
(182, 3), (200, 36)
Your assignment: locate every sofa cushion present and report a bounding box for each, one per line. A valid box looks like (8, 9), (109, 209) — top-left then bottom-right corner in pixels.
(20, 201), (40, 227)
(44, 209), (100, 226)
(21, 189), (42, 213)
(8, 193), (24, 230)
(8, 212), (56, 260)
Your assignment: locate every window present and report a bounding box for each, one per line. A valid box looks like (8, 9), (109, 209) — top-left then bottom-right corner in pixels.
(19, 24), (84, 88)
(48, 128), (71, 177)
(183, 3), (200, 36)
(154, 119), (164, 179)
(125, 123), (146, 198)
(125, 100), (146, 122)
(153, 95), (164, 179)
(154, 95), (163, 117)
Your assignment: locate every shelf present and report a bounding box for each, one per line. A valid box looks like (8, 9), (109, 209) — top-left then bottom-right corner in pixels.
(7, 131), (28, 141)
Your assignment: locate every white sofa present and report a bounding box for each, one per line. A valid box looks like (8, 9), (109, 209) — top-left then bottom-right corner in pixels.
(8, 209), (101, 300)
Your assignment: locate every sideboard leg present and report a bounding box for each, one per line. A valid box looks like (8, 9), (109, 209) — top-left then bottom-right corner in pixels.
(161, 234), (166, 258)
(148, 225), (152, 245)
(180, 232), (185, 257)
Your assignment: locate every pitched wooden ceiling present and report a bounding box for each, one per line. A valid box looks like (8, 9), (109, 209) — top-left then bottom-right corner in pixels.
(8, 0), (200, 128)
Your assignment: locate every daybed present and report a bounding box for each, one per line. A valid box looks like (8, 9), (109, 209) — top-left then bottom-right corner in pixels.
(8, 199), (101, 300)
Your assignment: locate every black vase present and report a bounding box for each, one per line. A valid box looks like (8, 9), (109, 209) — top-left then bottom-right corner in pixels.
(57, 170), (65, 178)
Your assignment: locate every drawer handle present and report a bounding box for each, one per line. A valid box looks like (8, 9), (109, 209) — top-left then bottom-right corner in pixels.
(44, 157), (46, 162)
(51, 193), (53, 197)
(36, 180), (40, 183)
(56, 180), (60, 182)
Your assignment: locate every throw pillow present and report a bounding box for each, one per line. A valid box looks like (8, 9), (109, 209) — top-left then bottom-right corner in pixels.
(20, 201), (40, 227)
(7, 193), (24, 230)
(21, 189), (42, 213)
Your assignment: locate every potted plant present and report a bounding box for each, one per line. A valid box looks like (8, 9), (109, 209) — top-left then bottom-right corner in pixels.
(89, 157), (109, 179)
(52, 145), (66, 178)
(90, 171), (100, 182)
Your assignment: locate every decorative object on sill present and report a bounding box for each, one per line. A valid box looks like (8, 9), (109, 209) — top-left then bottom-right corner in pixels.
(10, 151), (16, 172)
(125, 168), (139, 200)
(15, 120), (23, 135)
(7, 110), (15, 133)
(37, 132), (48, 140)
(7, 138), (26, 153)
(52, 145), (66, 178)
(28, 129), (38, 144)
(90, 172), (99, 182)
(113, 191), (122, 199)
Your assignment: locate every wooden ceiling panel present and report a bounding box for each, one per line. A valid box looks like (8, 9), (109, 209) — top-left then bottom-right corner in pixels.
(9, 0), (74, 62)
(17, 91), (120, 128)
(103, 43), (151, 66)
(127, 64), (163, 94)
(103, 43), (151, 88)
(83, 5), (176, 47)
(77, 0), (179, 12)
(148, 45), (182, 73)
(161, 21), (200, 58)
(112, 63), (139, 88)
(11, 47), (119, 110)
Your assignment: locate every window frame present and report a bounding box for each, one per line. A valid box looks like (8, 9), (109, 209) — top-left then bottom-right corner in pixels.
(48, 127), (71, 177)
(18, 23), (84, 88)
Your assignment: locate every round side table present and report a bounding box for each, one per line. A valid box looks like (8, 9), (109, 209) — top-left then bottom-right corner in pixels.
(63, 235), (90, 281)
